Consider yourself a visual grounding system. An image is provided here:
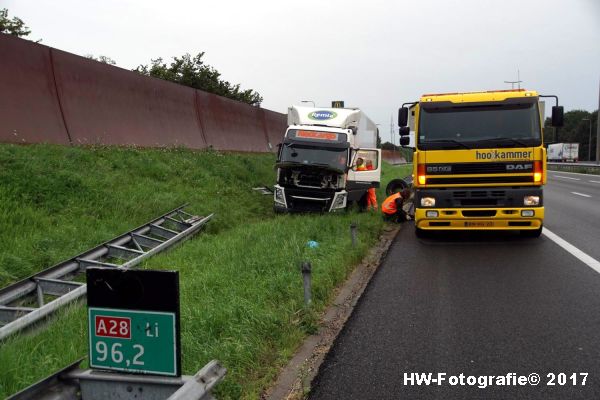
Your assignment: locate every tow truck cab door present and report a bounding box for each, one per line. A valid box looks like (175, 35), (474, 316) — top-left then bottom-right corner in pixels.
(347, 149), (382, 186)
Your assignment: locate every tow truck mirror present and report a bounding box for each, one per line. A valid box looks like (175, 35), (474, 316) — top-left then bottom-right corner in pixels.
(399, 126), (410, 136)
(551, 106), (564, 127)
(398, 107), (409, 127)
(400, 136), (410, 146)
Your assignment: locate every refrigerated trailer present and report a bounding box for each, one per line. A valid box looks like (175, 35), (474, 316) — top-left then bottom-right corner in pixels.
(547, 143), (579, 162)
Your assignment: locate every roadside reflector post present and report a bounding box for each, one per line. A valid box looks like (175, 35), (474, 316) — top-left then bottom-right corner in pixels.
(350, 223), (357, 247)
(301, 262), (312, 306)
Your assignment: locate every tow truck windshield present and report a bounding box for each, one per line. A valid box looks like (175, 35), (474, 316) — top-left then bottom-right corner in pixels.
(418, 103), (541, 150)
(278, 143), (348, 172)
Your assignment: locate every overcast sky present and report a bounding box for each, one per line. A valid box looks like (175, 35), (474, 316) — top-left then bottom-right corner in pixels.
(5, 0), (599, 142)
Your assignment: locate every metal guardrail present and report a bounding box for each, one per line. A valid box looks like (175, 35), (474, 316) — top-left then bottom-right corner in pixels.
(7, 359), (226, 400)
(0, 205), (212, 341)
(547, 162), (600, 174)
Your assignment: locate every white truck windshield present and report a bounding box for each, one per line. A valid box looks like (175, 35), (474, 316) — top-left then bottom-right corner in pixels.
(279, 144), (348, 172)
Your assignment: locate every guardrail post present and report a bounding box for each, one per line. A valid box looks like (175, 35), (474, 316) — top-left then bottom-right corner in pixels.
(301, 262), (312, 306)
(350, 223), (357, 247)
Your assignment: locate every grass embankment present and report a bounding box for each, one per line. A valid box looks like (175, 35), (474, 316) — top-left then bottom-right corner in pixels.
(0, 144), (411, 398)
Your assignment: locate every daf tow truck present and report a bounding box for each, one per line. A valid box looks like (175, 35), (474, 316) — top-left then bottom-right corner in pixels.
(398, 89), (564, 237)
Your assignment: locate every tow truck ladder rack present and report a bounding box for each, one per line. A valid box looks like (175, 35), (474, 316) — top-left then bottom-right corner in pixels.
(0, 204), (212, 341)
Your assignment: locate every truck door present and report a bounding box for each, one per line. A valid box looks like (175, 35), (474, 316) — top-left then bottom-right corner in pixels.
(348, 149), (382, 186)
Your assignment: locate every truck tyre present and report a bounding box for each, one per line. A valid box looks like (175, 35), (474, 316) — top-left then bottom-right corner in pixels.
(386, 178), (409, 195)
(415, 226), (428, 238)
(521, 226), (543, 238)
(358, 192), (369, 212)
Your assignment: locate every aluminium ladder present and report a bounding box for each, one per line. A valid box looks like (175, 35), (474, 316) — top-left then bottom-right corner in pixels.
(0, 204), (212, 341)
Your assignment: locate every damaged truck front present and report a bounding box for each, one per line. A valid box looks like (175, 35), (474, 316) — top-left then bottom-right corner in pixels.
(274, 106), (381, 212)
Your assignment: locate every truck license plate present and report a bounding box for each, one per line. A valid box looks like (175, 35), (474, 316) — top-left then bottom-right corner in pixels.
(464, 221), (494, 227)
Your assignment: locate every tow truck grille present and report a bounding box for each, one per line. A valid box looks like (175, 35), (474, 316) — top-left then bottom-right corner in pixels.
(426, 162), (534, 175)
(427, 176), (533, 184)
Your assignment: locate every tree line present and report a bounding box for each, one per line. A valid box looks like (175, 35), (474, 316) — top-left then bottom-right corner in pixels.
(1, 8), (263, 107)
(545, 109), (598, 161)
(135, 54), (262, 106)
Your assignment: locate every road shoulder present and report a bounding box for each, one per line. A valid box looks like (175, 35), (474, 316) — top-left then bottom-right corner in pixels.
(265, 224), (401, 400)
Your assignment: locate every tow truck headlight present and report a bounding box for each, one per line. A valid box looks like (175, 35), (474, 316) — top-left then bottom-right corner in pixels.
(421, 197), (436, 207)
(275, 187), (285, 204)
(331, 192), (347, 210)
(426, 210), (439, 218)
(524, 196), (540, 206)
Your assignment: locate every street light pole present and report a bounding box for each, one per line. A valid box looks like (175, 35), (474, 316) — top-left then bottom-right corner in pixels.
(504, 69), (523, 90)
(582, 118), (592, 161)
(596, 78), (600, 164)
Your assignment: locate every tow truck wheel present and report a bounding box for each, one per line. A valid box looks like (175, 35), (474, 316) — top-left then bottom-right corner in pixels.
(415, 226), (428, 238)
(520, 226), (543, 238)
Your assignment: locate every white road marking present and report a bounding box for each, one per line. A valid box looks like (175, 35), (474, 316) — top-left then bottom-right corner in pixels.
(553, 175), (580, 180)
(571, 192), (591, 198)
(590, 180), (600, 184)
(543, 228), (600, 275)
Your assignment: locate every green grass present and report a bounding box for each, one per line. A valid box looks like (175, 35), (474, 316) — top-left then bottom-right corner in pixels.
(0, 144), (411, 398)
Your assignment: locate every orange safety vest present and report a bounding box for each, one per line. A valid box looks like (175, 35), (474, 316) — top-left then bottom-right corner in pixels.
(356, 165), (367, 171)
(382, 192), (402, 215)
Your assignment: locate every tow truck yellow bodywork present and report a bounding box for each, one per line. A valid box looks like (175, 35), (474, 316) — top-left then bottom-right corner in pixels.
(398, 89), (563, 237)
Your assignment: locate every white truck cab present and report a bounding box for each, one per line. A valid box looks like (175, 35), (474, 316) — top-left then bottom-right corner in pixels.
(274, 106), (381, 212)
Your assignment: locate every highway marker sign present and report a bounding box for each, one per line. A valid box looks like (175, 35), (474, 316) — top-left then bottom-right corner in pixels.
(87, 268), (181, 376)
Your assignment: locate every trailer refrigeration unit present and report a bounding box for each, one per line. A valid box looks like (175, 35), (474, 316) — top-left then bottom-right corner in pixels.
(397, 89), (564, 237)
(547, 143), (579, 162)
(274, 106), (381, 212)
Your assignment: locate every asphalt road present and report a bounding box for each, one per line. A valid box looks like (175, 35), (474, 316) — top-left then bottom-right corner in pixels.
(545, 171), (600, 260)
(310, 175), (600, 400)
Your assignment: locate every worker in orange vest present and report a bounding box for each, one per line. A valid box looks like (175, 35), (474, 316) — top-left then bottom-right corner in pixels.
(365, 160), (378, 211)
(381, 188), (411, 222)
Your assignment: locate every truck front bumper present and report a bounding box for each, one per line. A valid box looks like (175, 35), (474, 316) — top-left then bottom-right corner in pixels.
(415, 207), (544, 230)
(274, 185), (348, 213)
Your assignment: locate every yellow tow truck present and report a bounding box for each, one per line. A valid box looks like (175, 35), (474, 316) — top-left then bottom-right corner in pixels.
(398, 89), (564, 237)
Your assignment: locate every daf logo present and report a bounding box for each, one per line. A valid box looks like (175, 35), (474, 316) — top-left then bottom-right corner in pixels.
(506, 163), (533, 171)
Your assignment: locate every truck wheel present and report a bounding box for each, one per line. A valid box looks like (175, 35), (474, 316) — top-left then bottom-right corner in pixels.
(386, 178), (409, 195)
(520, 226), (543, 238)
(415, 226), (428, 238)
(273, 205), (285, 214)
(358, 193), (369, 212)
(345, 200), (354, 212)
